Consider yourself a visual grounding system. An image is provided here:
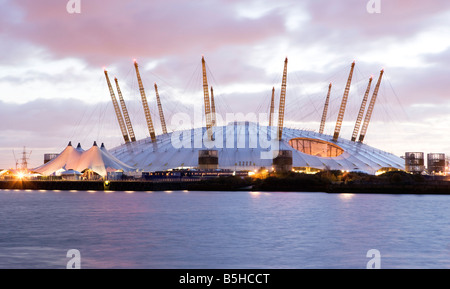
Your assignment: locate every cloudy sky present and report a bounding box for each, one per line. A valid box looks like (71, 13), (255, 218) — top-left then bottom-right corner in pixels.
(1, 0), (450, 169)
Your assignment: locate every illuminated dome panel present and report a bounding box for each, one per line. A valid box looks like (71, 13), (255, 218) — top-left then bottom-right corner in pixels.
(109, 124), (405, 175)
(288, 138), (344, 157)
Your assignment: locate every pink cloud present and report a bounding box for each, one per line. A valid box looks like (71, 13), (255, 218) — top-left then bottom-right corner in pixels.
(6, 0), (286, 65)
(305, 0), (450, 37)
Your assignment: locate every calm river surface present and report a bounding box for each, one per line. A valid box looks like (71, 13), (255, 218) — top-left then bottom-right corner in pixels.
(0, 189), (449, 269)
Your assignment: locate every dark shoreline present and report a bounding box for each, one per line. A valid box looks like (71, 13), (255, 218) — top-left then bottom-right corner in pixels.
(1, 178), (450, 195)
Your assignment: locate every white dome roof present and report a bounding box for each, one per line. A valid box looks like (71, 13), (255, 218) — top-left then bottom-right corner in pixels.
(109, 123), (404, 175)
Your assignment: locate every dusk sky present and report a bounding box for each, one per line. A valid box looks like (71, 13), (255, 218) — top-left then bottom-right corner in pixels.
(1, 0), (450, 169)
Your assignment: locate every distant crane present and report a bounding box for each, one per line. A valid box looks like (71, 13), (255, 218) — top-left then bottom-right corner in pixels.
(104, 69), (130, 143)
(359, 69), (384, 143)
(134, 60), (157, 143)
(351, 76), (373, 142)
(201, 56), (213, 140)
(114, 77), (136, 142)
(210, 86), (217, 127)
(269, 87), (275, 127)
(13, 147), (31, 171)
(21, 147), (31, 171)
(277, 57), (288, 140)
(154, 83), (168, 135)
(333, 61), (356, 142)
(319, 83), (332, 134)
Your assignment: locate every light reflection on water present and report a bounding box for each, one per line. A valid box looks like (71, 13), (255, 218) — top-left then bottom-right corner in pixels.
(338, 193), (355, 200)
(0, 189), (449, 269)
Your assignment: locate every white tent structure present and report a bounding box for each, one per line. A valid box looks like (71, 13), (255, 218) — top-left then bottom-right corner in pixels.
(33, 141), (135, 177)
(34, 142), (83, 176)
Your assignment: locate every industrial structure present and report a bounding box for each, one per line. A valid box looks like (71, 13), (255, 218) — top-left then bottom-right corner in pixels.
(13, 147), (32, 171)
(44, 153), (59, 164)
(405, 152), (425, 174)
(93, 56), (405, 175)
(427, 153), (446, 175)
(404, 152), (447, 175)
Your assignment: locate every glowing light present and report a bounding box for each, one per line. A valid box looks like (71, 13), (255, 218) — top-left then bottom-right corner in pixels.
(249, 191), (261, 198)
(17, 172), (25, 179)
(375, 170), (385, 176)
(125, 191), (135, 194)
(339, 193), (355, 200)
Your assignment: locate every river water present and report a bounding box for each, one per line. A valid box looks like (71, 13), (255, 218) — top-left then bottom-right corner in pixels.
(0, 189), (449, 269)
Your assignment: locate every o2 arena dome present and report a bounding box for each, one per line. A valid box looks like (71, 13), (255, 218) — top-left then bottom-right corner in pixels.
(103, 57), (404, 176)
(109, 122), (403, 175)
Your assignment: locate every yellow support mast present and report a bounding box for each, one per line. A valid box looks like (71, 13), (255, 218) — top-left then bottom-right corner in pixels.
(351, 76), (373, 142)
(210, 86), (217, 127)
(333, 61), (356, 142)
(319, 82), (332, 134)
(114, 77), (136, 142)
(201, 56), (213, 140)
(359, 69), (384, 143)
(134, 60), (156, 143)
(104, 69), (130, 143)
(154, 83), (168, 135)
(277, 57), (288, 140)
(269, 87), (275, 127)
